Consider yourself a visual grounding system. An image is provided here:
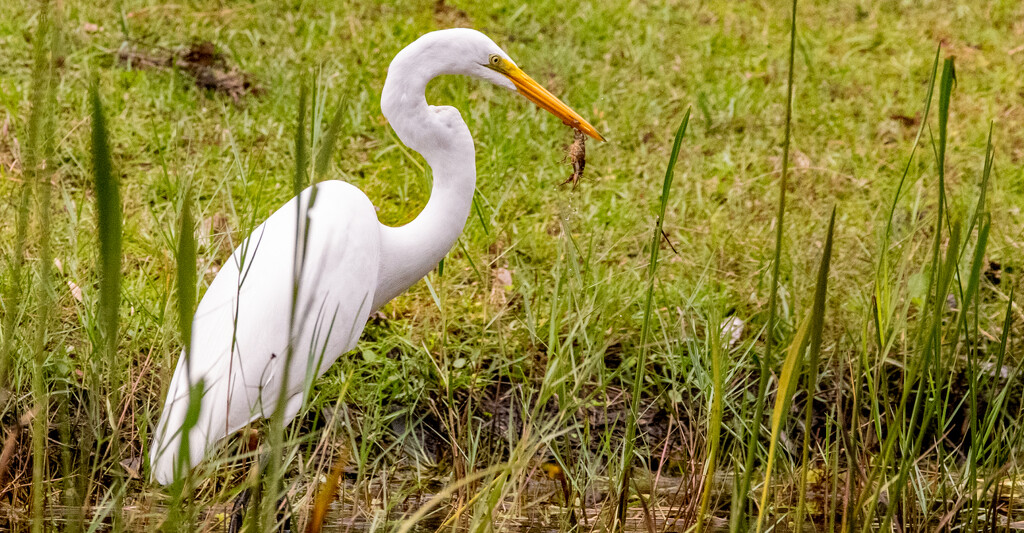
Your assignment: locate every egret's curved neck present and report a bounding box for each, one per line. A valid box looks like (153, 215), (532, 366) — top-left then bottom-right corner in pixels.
(373, 43), (477, 309)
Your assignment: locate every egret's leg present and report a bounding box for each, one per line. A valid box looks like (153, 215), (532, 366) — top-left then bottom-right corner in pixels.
(227, 485), (251, 533)
(227, 450), (296, 533)
(229, 394), (305, 532)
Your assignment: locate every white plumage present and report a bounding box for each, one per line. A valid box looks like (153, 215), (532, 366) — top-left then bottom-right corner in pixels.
(149, 28), (602, 485)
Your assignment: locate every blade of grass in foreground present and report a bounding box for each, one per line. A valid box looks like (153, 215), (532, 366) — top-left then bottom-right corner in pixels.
(257, 85), (312, 533)
(732, 0), (798, 529)
(314, 104), (345, 179)
(164, 185), (197, 529)
(90, 80), (125, 531)
(177, 189), (196, 373)
(27, 3), (60, 530)
(753, 311), (810, 532)
(614, 108), (690, 531)
(0, 87), (37, 392)
(695, 309), (725, 533)
(793, 208), (836, 533)
(91, 83), (122, 405)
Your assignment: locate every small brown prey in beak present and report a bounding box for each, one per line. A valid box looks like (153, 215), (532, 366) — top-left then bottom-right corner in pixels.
(483, 55), (601, 189)
(562, 129), (587, 189)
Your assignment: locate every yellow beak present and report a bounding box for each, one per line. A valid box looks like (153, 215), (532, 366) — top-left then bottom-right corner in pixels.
(489, 58), (605, 142)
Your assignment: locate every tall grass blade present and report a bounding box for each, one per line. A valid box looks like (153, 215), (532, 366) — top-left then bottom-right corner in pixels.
(91, 84), (122, 387)
(314, 105), (345, 179)
(177, 189), (196, 364)
(24, 3), (60, 530)
(696, 311), (725, 532)
(259, 85), (312, 533)
(0, 84), (37, 390)
(961, 231), (988, 527)
(163, 185), (198, 529)
(962, 122), (993, 245)
(733, 0), (798, 528)
(90, 79), (125, 531)
(754, 312), (810, 532)
(614, 108), (690, 530)
(936, 59), (955, 176)
(294, 83), (310, 197)
(794, 207), (836, 533)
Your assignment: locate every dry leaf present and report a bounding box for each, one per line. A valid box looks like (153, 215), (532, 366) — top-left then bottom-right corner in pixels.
(489, 267), (513, 307)
(120, 456), (142, 479)
(67, 280), (83, 302)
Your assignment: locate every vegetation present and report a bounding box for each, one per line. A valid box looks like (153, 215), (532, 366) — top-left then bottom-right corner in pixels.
(1, 0), (1022, 531)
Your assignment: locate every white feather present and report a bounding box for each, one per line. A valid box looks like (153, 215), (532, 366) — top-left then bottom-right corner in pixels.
(150, 182), (379, 484)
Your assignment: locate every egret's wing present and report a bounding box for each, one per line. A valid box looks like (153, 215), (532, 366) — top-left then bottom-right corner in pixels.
(150, 181), (380, 484)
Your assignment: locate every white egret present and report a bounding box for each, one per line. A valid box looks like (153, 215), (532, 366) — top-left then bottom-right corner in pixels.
(149, 28), (603, 485)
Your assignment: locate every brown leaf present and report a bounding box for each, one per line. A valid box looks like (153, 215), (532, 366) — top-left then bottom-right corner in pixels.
(307, 448), (349, 533)
(489, 267), (513, 307)
(67, 280), (83, 302)
(120, 456), (142, 479)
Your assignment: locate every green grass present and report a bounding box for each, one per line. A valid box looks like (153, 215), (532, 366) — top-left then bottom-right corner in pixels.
(1, 0), (1022, 531)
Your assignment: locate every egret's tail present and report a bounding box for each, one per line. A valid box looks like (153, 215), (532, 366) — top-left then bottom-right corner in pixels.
(149, 352), (215, 485)
(149, 350), (305, 485)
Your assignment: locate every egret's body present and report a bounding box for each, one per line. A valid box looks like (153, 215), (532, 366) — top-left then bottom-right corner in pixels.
(149, 28), (601, 485)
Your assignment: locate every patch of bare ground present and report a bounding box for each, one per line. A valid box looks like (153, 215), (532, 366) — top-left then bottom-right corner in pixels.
(117, 41), (263, 103)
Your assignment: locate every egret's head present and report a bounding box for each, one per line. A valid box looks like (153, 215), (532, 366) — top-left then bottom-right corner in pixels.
(404, 28), (605, 142)
(480, 50), (605, 141)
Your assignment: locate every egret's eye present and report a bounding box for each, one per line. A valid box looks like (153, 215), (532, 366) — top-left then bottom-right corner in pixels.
(489, 54), (501, 66)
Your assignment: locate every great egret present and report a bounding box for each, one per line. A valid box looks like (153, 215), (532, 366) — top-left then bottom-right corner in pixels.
(149, 28), (603, 485)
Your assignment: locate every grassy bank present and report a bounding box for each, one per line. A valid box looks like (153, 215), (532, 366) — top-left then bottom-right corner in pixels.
(1, 0), (1022, 531)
